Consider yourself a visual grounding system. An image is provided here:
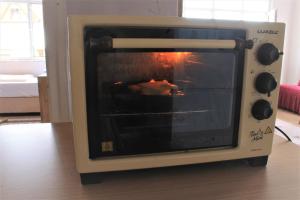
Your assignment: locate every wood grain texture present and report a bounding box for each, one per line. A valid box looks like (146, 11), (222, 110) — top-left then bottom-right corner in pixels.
(0, 97), (40, 113)
(38, 75), (50, 122)
(0, 123), (299, 200)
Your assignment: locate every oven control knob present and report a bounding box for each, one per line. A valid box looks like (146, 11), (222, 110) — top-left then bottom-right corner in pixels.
(257, 43), (281, 65)
(252, 100), (273, 120)
(255, 72), (277, 95)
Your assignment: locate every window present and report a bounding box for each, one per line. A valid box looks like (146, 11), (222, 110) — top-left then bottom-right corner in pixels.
(0, 0), (45, 60)
(182, 0), (273, 22)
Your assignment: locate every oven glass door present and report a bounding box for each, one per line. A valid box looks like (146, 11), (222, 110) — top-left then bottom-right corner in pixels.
(84, 27), (246, 158)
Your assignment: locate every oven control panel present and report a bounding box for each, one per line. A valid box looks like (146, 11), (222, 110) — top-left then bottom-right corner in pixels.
(257, 43), (281, 65)
(255, 72), (277, 95)
(251, 42), (283, 121)
(251, 99), (273, 120)
(239, 23), (285, 155)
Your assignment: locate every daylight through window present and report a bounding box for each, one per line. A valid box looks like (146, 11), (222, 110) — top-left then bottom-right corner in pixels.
(0, 0), (45, 60)
(182, 0), (273, 22)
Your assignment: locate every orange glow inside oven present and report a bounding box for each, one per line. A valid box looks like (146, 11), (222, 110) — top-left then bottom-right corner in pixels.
(152, 52), (193, 67)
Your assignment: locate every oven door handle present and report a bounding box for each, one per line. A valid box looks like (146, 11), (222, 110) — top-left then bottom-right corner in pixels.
(110, 38), (253, 50)
(89, 37), (253, 50)
(112, 38), (236, 49)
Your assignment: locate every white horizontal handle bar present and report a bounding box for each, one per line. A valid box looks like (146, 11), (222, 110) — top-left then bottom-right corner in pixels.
(112, 38), (236, 49)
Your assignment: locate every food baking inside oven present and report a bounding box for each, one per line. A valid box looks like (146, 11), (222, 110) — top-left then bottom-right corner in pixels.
(95, 51), (238, 156)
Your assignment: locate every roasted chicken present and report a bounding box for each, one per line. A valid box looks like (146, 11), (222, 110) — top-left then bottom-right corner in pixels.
(128, 79), (180, 96)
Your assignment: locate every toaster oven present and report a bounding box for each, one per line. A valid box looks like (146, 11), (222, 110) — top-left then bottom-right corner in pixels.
(68, 16), (285, 183)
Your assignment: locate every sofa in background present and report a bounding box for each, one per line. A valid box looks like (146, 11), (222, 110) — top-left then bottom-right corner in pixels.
(278, 81), (300, 114)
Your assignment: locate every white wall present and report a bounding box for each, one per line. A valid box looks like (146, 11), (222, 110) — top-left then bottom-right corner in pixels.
(273, 0), (299, 84)
(66, 0), (178, 15)
(43, 0), (179, 122)
(0, 60), (46, 76)
(284, 0), (300, 84)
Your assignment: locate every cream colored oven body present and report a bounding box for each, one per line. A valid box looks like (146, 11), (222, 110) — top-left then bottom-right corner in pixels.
(68, 16), (285, 173)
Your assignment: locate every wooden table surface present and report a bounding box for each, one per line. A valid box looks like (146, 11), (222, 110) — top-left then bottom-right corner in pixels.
(0, 123), (300, 200)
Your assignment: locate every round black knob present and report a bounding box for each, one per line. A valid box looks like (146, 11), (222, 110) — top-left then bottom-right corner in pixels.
(255, 72), (277, 95)
(252, 100), (273, 120)
(257, 43), (280, 65)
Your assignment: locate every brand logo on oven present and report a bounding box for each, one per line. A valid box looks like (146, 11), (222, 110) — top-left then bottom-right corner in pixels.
(257, 29), (279, 34)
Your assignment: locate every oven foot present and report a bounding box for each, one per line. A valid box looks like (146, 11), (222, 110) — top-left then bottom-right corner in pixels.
(247, 156), (268, 167)
(80, 172), (105, 185)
